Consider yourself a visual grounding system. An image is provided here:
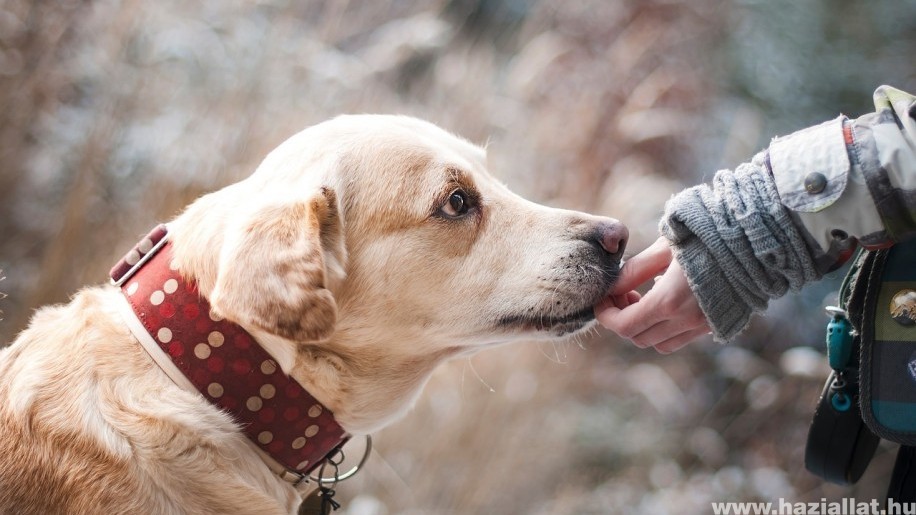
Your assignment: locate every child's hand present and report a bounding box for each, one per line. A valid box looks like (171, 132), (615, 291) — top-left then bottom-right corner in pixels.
(595, 237), (711, 353)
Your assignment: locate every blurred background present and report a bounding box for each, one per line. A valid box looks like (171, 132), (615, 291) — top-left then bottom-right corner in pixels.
(1, 0), (915, 513)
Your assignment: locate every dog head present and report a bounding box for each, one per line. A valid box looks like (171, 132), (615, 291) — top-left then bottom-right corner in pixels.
(169, 115), (626, 431)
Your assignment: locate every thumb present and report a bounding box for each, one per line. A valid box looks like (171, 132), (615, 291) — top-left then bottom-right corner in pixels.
(610, 237), (673, 294)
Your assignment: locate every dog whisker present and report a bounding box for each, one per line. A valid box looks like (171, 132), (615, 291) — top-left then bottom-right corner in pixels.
(465, 356), (495, 393)
(536, 340), (568, 365)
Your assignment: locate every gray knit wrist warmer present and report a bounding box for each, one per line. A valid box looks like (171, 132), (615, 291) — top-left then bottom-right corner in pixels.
(659, 152), (822, 342)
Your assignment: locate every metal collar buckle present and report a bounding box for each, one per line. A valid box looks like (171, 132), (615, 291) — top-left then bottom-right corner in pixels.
(110, 224), (170, 286)
(295, 435), (372, 487)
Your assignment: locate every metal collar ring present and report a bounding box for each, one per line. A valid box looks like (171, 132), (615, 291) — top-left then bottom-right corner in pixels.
(309, 435), (372, 485)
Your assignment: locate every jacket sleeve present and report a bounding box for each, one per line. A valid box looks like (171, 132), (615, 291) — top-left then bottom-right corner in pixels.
(660, 85), (916, 342)
(769, 85), (916, 258)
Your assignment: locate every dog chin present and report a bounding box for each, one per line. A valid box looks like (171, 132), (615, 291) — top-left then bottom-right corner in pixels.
(495, 305), (597, 337)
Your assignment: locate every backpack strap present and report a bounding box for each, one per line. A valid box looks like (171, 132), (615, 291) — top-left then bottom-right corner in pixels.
(888, 445), (916, 504)
(804, 249), (880, 484)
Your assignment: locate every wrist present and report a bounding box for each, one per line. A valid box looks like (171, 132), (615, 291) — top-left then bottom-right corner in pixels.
(665, 234), (753, 342)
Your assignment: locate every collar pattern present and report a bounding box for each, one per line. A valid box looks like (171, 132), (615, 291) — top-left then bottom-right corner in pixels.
(111, 225), (348, 475)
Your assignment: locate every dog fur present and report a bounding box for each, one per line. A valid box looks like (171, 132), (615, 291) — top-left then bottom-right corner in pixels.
(0, 115), (625, 514)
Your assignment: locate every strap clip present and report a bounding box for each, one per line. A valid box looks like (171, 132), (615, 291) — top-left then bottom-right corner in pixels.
(825, 306), (855, 371)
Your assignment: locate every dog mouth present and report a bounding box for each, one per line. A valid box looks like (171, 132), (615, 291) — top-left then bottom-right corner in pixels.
(495, 304), (597, 336)
(492, 252), (620, 337)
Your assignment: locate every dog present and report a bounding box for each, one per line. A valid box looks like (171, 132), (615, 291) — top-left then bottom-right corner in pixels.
(0, 115), (627, 514)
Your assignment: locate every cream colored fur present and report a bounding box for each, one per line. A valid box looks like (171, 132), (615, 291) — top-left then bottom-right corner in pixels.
(0, 115), (625, 514)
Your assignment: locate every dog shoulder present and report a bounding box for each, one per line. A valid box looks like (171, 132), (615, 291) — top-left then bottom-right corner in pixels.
(0, 288), (143, 513)
(0, 288), (293, 514)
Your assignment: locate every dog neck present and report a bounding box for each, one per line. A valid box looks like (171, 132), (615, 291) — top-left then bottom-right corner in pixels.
(110, 226), (349, 479)
(291, 330), (461, 434)
(164, 198), (466, 436)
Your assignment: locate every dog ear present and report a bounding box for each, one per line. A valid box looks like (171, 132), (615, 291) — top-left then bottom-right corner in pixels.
(209, 187), (346, 342)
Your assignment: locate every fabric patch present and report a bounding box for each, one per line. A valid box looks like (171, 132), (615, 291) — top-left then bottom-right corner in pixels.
(769, 116), (850, 213)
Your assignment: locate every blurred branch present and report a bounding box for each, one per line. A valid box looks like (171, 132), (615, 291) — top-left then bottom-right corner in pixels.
(0, 270), (5, 321)
(0, 1), (87, 251)
(22, 0), (143, 311)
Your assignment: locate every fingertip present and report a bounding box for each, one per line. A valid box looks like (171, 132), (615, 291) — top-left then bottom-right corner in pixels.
(630, 338), (652, 350)
(594, 304), (621, 328)
(610, 239), (674, 294)
(595, 295), (618, 313)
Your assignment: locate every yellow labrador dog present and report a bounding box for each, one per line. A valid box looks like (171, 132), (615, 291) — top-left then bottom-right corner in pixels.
(0, 115), (626, 514)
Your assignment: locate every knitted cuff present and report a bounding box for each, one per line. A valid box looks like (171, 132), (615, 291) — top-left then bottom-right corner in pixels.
(668, 233), (754, 342)
(660, 152), (822, 342)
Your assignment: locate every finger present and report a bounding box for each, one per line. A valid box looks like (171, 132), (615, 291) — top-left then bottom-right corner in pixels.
(610, 237), (673, 294)
(654, 327), (712, 354)
(630, 318), (703, 349)
(613, 294), (631, 309)
(594, 289), (637, 314)
(601, 267), (685, 341)
(595, 295), (617, 314)
(594, 290), (641, 318)
(595, 297), (665, 339)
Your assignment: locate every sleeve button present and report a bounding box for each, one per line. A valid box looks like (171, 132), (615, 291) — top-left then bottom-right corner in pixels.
(804, 172), (828, 194)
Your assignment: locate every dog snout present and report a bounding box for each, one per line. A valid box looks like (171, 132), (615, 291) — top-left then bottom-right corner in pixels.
(595, 220), (628, 261)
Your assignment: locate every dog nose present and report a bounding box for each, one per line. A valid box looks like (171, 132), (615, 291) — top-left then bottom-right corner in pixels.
(596, 220), (628, 259)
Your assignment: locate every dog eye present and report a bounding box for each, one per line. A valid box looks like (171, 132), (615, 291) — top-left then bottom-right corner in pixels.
(441, 190), (470, 218)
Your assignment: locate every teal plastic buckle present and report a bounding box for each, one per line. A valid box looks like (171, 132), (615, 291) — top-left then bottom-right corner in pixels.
(825, 306), (854, 371)
(824, 306), (856, 412)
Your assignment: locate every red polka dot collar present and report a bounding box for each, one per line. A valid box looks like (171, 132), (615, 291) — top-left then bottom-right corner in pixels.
(110, 225), (349, 481)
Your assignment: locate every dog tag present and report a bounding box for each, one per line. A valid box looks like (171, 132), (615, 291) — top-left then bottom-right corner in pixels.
(298, 490), (330, 515)
(298, 487), (339, 515)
